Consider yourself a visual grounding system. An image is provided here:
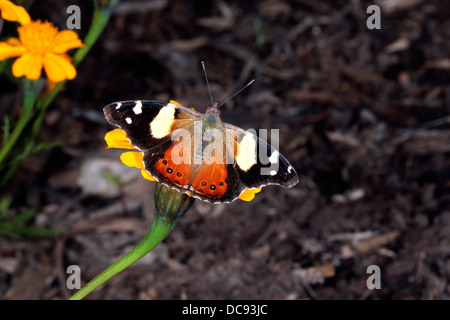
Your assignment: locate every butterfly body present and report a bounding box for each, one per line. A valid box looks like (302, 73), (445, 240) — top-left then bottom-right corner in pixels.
(104, 100), (299, 203)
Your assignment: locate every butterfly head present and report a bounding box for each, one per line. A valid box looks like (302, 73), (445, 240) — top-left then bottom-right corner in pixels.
(205, 102), (220, 116)
(201, 61), (253, 117)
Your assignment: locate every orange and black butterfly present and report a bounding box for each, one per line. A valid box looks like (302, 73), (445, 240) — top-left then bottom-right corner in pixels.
(104, 97), (299, 203)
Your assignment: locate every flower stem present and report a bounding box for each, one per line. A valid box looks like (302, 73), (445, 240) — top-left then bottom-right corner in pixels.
(72, 0), (118, 68)
(37, 1), (118, 112)
(0, 78), (43, 168)
(68, 213), (175, 300)
(69, 184), (194, 300)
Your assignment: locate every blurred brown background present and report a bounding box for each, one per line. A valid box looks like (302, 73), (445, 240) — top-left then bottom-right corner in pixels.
(1, 0), (449, 299)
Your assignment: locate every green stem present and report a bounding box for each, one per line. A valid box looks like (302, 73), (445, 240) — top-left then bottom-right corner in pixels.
(69, 183), (194, 300)
(72, 1), (117, 68)
(68, 214), (176, 300)
(0, 79), (42, 167)
(37, 1), (117, 112)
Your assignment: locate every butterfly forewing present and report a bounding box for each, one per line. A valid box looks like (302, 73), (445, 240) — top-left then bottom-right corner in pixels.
(103, 100), (199, 151)
(224, 123), (299, 190)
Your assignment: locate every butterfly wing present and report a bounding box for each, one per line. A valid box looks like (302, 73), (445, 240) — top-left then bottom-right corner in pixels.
(103, 100), (200, 151)
(188, 127), (246, 203)
(104, 100), (201, 189)
(224, 123), (299, 190)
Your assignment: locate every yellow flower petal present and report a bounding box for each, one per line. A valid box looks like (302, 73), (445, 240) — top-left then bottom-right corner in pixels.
(120, 151), (144, 169)
(105, 129), (137, 150)
(0, 0), (31, 25)
(43, 53), (76, 82)
(140, 168), (156, 181)
(238, 187), (262, 201)
(169, 100), (184, 107)
(53, 30), (85, 54)
(169, 100), (197, 111)
(120, 151), (156, 181)
(0, 40), (26, 60)
(12, 53), (42, 79)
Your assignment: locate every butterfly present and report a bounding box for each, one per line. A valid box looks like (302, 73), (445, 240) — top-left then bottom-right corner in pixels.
(103, 71), (299, 204)
(103, 98), (299, 203)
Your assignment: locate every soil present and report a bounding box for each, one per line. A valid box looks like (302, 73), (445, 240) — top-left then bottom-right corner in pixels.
(1, 0), (449, 300)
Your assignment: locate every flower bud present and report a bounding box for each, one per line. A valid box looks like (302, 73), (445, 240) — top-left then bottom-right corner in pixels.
(154, 183), (195, 225)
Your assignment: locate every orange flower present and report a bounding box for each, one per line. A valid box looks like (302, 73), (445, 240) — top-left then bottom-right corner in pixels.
(105, 126), (261, 202)
(0, 0), (30, 25)
(0, 3), (84, 82)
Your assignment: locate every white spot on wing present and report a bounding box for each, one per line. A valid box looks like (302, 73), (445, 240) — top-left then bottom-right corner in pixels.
(115, 102), (122, 109)
(132, 101), (143, 114)
(270, 170), (277, 176)
(126, 117), (132, 124)
(269, 150), (279, 164)
(236, 133), (257, 171)
(150, 105), (176, 139)
(288, 166), (293, 173)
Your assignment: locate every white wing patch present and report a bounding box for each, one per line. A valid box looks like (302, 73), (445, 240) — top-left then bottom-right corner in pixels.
(150, 105), (176, 139)
(236, 133), (257, 171)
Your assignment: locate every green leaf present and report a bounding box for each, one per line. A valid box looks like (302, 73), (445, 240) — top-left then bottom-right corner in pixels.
(102, 169), (121, 188)
(0, 205), (64, 239)
(0, 59), (8, 76)
(31, 141), (62, 154)
(2, 115), (10, 144)
(253, 18), (266, 47)
(0, 226), (20, 238)
(10, 209), (35, 226)
(0, 195), (12, 219)
(9, 225), (64, 237)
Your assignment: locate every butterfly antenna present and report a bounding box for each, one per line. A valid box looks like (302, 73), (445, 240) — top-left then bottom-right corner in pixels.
(217, 79), (255, 108)
(201, 61), (215, 107)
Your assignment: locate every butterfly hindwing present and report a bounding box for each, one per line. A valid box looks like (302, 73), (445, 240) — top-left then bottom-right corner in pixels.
(142, 138), (245, 203)
(188, 130), (246, 202)
(190, 162), (245, 203)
